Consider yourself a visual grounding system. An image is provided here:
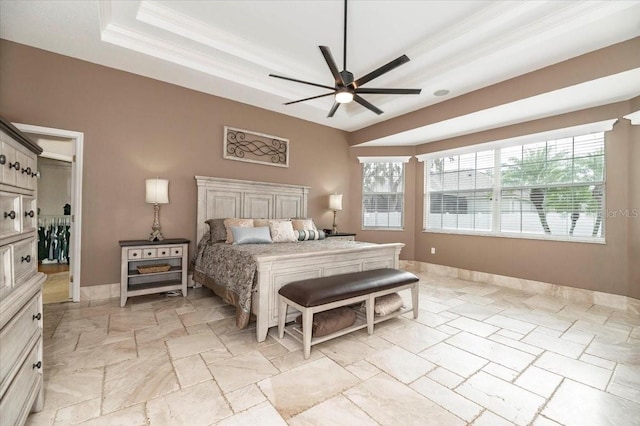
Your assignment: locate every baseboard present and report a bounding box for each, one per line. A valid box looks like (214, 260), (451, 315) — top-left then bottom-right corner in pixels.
(400, 260), (639, 315)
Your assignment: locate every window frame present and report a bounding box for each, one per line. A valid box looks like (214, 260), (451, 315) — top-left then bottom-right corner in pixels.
(417, 120), (615, 244)
(359, 156), (410, 231)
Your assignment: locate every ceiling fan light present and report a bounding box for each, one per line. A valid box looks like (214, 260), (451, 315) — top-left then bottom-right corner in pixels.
(335, 90), (354, 104)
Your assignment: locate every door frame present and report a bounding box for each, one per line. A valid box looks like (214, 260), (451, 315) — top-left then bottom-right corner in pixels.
(15, 123), (83, 302)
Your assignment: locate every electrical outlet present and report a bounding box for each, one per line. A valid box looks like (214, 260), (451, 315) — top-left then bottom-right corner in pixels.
(431, 247), (436, 255)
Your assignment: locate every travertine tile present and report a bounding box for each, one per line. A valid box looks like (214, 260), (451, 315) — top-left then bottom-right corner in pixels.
(484, 314), (537, 334)
(447, 332), (535, 372)
(102, 350), (179, 413)
(380, 322), (448, 353)
(54, 397), (101, 424)
(501, 308), (572, 332)
(345, 359), (381, 381)
(448, 316), (500, 337)
(532, 415), (563, 426)
(543, 379), (640, 426)
(316, 336), (379, 366)
(42, 368), (103, 411)
(209, 350), (279, 393)
(224, 384), (267, 413)
(586, 340), (640, 364)
(488, 334), (544, 356)
(146, 380), (232, 425)
(173, 354), (211, 388)
(346, 373), (465, 425)
(607, 364), (640, 403)
(288, 395), (377, 426)
(534, 351), (612, 390)
(178, 306), (225, 327)
(457, 371), (545, 425)
(259, 357), (358, 419)
(522, 330), (586, 358)
(483, 362), (518, 382)
(108, 309), (157, 333)
(448, 302), (505, 321)
(165, 332), (225, 359)
(515, 366), (563, 398)
(472, 410), (514, 426)
(427, 366), (465, 389)
(420, 341), (488, 378)
(412, 376), (483, 422)
(216, 401), (287, 426)
(366, 346), (435, 383)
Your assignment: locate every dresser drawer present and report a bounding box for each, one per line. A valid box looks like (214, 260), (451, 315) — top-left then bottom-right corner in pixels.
(0, 246), (11, 299)
(0, 340), (41, 426)
(0, 293), (41, 396)
(21, 196), (37, 233)
(142, 248), (157, 258)
(13, 238), (36, 286)
(157, 246), (172, 257)
(0, 138), (18, 187)
(170, 246), (183, 257)
(0, 192), (21, 239)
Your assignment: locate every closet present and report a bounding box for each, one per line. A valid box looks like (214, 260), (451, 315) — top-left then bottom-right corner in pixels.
(37, 157), (72, 303)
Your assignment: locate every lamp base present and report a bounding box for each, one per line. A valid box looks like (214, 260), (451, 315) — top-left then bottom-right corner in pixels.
(149, 203), (165, 242)
(332, 210), (338, 234)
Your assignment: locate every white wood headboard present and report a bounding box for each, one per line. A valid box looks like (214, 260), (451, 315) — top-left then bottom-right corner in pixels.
(195, 176), (310, 243)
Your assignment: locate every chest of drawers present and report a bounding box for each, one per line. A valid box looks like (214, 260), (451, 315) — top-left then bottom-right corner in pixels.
(0, 116), (46, 426)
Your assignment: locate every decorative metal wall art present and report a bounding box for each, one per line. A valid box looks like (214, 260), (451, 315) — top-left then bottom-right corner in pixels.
(223, 126), (289, 168)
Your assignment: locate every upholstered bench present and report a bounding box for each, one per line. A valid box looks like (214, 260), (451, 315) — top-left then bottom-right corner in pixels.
(277, 268), (420, 358)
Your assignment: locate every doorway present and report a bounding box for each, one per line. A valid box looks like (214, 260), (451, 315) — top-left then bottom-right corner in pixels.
(16, 123), (83, 303)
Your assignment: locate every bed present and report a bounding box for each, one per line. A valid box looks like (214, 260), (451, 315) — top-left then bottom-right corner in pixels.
(193, 176), (404, 342)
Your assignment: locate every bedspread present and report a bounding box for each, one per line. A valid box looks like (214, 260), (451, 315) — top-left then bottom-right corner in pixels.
(193, 234), (375, 328)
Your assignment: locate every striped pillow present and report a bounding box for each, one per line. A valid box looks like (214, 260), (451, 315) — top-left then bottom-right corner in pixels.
(297, 229), (326, 241)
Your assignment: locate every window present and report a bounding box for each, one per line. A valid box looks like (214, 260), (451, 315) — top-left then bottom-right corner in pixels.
(359, 156), (409, 229)
(422, 126), (608, 242)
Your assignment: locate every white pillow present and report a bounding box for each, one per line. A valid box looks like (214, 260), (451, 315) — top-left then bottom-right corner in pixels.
(223, 218), (254, 243)
(291, 218), (318, 231)
(232, 226), (272, 245)
(269, 220), (297, 243)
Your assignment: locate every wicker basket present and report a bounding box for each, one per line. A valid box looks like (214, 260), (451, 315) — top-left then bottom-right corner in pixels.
(137, 264), (171, 274)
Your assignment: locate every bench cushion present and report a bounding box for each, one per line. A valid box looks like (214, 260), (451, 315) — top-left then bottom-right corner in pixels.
(278, 268), (419, 307)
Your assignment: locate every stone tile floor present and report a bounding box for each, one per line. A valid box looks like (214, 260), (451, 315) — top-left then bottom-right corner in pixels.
(27, 270), (640, 425)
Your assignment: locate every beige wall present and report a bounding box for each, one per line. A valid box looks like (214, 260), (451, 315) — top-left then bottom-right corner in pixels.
(0, 40), (353, 287)
(1, 39), (638, 299)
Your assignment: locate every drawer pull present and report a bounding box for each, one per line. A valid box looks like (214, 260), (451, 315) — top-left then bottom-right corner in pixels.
(9, 161), (20, 170)
(21, 255), (31, 263)
(0, 154), (5, 165)
(23, 166), (32, 175)
(4, 211), (16, 220)
(32, 361), (42, 370)
(161, 250), (167, 255)
(132, 253), (138, 257)
(33, 313), (42, 321)
(32, 170), (40, 178)
(25, 210), (35, 218)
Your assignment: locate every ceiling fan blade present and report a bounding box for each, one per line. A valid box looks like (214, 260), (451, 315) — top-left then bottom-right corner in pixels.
(284, 92), (335, 105)
(269, 74), (335, 91)
(354, 95), (383, 115)
(355, 88), (421, 95)
(327, 102), (340, 118)
(353, 54), (410, 88)
(319, 46), (345, 86)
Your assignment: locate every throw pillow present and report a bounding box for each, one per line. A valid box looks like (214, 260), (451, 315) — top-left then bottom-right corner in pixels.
(269, 220), (297, 243)
(206, 218), (228, 242)
(232, 226), (272, 244)
(291, 218), (318, 231)
(223, 218), (254, 243)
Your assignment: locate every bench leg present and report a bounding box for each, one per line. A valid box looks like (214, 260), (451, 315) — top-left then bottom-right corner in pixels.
(302, 308), (313, 359)
(366, 295), (374, 335)
(411, 282), (419, 319)
(278, 296), (287, 339)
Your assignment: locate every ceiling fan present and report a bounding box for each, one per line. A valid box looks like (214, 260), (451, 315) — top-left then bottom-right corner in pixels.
(269, 0), (421, 117)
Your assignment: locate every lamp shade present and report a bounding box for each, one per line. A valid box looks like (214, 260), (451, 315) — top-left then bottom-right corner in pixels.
(145, 178), (169, 204)
(329, 193), (343, 211)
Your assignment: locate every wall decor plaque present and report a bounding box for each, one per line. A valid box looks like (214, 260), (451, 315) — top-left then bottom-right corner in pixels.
(223, 126), (289, 168)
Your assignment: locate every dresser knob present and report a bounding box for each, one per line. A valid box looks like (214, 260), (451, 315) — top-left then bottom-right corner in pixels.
(0, 154), (5, 165)
(33, 170), (41, 178)
(21, 255), (31, 263)
(4, 211), (16, 220)
(24, 166), (32, 175)
(33, 313), (42, 321)
(25, 210), (35, 218)
(32, 361), (42, 370)
(9, 161), (20, 170)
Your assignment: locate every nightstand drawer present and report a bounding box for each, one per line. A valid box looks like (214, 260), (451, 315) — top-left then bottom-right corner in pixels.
(142, 248), (157, 258)
(127, 249), (142, 260)
(157, 247), (172, 258)
(170, 247), (183, 257)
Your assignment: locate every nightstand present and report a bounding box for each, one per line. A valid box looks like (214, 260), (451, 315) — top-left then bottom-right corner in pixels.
(119, 238), (189, 307)
(326, 232), (356, 241)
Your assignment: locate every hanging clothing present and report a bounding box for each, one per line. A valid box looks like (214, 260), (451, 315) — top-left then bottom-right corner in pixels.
(38, 216), (71, 264)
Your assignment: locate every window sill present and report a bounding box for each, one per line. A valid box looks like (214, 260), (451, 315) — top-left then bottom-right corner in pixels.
(422, 228), (605, 244)
(362, 227), (405, 232)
